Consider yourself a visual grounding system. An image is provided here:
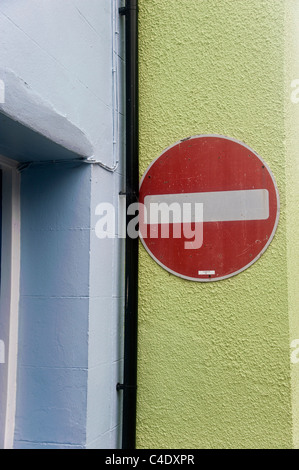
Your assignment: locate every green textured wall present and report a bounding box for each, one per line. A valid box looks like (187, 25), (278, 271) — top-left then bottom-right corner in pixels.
(286, 1), (299, 449)
(138, 0), (294, 448)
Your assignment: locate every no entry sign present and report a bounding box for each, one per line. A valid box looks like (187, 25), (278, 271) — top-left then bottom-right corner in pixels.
(139, 135), (280, 282)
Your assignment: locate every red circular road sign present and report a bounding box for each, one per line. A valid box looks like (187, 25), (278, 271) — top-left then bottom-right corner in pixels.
(139, 135), (280, 282)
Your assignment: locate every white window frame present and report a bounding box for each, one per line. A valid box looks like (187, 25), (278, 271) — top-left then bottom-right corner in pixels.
(0, 154), (20, 449)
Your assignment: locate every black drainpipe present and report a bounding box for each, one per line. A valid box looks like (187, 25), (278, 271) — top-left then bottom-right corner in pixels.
(117, 0), (139, 450)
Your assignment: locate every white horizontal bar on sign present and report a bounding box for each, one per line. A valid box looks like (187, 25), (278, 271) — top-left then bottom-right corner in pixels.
(144, 189), (269, 224)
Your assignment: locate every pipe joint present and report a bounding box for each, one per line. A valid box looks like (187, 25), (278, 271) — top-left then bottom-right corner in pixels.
(119, 6), (137, 16)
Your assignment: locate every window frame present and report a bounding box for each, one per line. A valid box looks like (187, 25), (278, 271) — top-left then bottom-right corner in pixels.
(0, 154), (20, 449)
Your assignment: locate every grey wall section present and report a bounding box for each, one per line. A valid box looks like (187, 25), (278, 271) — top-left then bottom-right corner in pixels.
(85, 0), (126, 446)
(0, 0), (116, 166)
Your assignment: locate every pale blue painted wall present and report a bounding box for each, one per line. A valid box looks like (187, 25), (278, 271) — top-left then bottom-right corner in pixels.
(86, 164), (125, 449)
(13, 159), (125, 449)
(0, 0), (125, 449)
(14, 164), (91, 449)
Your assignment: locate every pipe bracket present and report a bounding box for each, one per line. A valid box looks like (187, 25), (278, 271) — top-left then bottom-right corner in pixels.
(116, 383), (137, 392)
